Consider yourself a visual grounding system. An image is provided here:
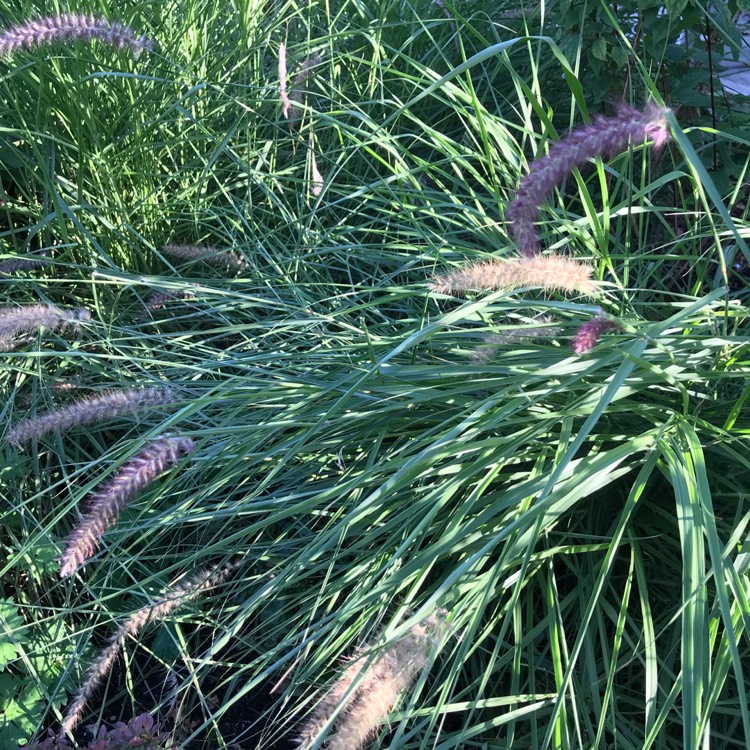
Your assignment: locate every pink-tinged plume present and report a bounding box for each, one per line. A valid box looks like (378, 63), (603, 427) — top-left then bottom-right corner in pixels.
(296, 611), (450, 749)
(507, 102), (670, 257)
(59, 436), (196, 577)
(430, 253), (600, 296)
(0, 14), (154, 58)
(572, 312), (622, 354)
(61, 562), (238, 733)
(7, 387), (174, 447)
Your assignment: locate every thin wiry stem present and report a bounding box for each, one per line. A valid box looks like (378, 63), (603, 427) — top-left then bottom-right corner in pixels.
(60, 436), (196, 578)
(7, 387), (175, 448)
(0, 14), (154, 58)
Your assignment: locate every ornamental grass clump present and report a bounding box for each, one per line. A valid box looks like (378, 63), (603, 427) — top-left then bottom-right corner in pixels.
(7, 387), (175, 448)
(296, 611), (449, 750)
(60, 436), (196, 578)
(61, 563), (239, 734)
(0, 14), (154, 58)
(0, 304), (90, 351)
(507, 102), (670, 257)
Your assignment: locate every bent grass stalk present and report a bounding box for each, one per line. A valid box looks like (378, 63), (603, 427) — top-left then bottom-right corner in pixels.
(7, 387), (175, 448)
(61, 562), (239, 735)
(59, 436), (196, 578)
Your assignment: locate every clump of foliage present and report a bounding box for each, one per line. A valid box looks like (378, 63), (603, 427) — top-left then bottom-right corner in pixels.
(1, 0), (749, 749)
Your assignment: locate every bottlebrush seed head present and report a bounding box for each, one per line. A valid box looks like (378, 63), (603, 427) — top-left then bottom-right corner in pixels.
(571, 313), (621, 354)
(507, 102), (670, 257)
(7, 386), (175, 448)
(59, 436), (195, 577)
(0, 14), (155, 58)
(430, 254), (600, 297)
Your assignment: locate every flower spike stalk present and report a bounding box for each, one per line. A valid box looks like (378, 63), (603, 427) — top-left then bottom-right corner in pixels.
(507, 102), (670, 257)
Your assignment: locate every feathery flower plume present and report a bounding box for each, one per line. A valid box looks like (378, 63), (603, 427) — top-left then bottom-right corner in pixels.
(141, 289), (196, 319)
(61, 562), (238, 734)
(0, 14), (155, 58)
(0, 252), (49, 274)
(162, 243), (248, 273)
(309, 133), (324, 197)
(59, 436), (196, 578)
(296, 611), (449, 750)
(572, 311), (621, 354)
(287, 52), (322, 125)
(471, 315), (562, 364)
(7, 387), (175, 448)
(430, 253), (600, 296)
(507, 102), (670, 257)
(0, 304), (90, 351)
(279, 42), (292, 119)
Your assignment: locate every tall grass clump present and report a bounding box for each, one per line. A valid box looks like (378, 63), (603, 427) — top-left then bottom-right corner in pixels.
(1, 1), (749, 749)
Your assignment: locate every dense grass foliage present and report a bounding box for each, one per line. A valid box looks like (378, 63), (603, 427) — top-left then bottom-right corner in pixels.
(1, 1), (749, 749)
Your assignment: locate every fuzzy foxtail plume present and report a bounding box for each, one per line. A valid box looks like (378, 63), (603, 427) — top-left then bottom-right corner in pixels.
(0, 14), (154, 57)
(296, 610), (450, 750)
(507, 102), (670, 257)
(7, 387), (175, 448)
(61, 562), (239, 734)
(59, 436), (196, 577)
(430, 254), (600, 297)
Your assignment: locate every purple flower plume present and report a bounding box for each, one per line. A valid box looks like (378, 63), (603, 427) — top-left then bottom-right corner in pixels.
(572, 313), (621, 354)
(7, 387), (175, 448)
(507, 102), (670, 257)
(0, 14), (155, 58)
(60, 436), (195, 577)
